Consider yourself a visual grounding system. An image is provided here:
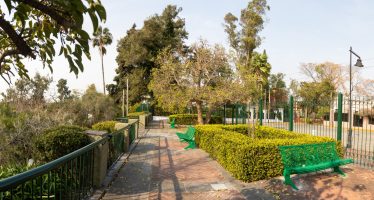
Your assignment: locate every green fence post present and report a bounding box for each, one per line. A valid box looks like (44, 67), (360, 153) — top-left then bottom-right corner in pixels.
(259, 99), (263, 126)
(223, 104), (226, 125)
(289, 96), (294, 131)
(235, 104), (238, 125)
(337, 93), (343, 141)
(231, 105), (234, 125)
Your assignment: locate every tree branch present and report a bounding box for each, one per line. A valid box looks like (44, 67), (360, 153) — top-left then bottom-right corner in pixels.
(0, 17), (35, 59)
(16, 0), (75, 28)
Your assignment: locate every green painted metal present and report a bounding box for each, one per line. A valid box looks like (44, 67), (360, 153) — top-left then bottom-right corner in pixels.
(129, 123), (136, 144)
(235, 104), (238, 125)
(231, 105), (234, 125)
(170, 118), (176, 129)
(176, 126), (196, 149)
(289, 96), (294, 131)
(279, 142), (353, 190)
(0, 136), (108, 199)
(108, 128), (126, 168)
(259, 99), (263, 125)
(337, 93), (343, 141)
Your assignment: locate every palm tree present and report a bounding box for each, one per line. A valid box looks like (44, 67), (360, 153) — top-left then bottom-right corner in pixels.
(92, 26), (113, 95)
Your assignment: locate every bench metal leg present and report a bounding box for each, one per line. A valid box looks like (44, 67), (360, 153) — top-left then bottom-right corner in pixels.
(283, 170), (298, 190)
(333, 166), (346, 176)
(184, 141), (196, 149)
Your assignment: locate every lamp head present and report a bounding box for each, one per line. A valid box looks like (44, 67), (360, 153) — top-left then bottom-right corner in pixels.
(355, 59), (364, 67)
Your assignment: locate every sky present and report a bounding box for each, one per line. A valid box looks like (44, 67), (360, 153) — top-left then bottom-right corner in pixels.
(1, 0), (374, 95)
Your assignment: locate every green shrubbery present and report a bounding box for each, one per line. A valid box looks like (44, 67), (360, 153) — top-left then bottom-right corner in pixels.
(128, 111), (149, 118)
(92, 121), (117, 133)
(169, 114), (222, 125)
(195, 125), (343, 182)
(34, 126), (91, 162)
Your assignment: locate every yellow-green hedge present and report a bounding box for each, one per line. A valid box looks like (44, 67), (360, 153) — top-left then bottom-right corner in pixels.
(128, 111), (149, 118)
(195, 125), (343, 182)
(92, 121), (117, 133)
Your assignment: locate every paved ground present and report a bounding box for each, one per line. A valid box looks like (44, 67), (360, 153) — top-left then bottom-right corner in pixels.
(101, 123), (374, 200)
(102, 125), (273, 200)
(264, 165), (374, 200)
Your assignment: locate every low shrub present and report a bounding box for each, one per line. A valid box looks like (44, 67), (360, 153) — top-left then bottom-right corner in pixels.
(195, 125), (343, 182)
(169, 114), (222, 125)
(92, 121), (117, 133)
(128, 111), (148, 118)
(34, 125), (91, 162)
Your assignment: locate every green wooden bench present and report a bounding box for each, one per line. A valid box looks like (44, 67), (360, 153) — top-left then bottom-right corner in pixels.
(176, 126), (196, 149)
(170, 118), (175, 129)
(278, 142), (353, 190)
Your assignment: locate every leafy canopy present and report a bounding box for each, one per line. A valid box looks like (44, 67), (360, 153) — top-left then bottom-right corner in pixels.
(0, 0), (106, 83)
(109, 5), (188, 104)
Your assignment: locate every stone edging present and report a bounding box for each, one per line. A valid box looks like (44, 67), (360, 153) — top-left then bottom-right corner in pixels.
(89, 129), (150, 200)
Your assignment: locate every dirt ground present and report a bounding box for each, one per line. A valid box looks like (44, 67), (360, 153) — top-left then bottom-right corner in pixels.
(262, 164), (374, 200)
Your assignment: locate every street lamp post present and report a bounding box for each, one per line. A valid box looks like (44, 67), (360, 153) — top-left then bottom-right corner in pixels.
(347, 46), (364, 148)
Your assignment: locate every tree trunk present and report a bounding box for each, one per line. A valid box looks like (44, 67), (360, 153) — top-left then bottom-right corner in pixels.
(205, 107), (212, 124)
(100, 45), (106, 95)
(196, 101), (204, 125)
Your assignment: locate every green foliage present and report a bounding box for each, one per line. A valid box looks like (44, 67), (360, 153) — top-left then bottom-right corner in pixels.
(169, 114), (222, 125)
(92, 26), (113, 94)
(0, 164), (32, 180)
(195, 125), (342, 182)
(0, 81), (118, 167)
(34, 126), (91, 162)
(0, 0), (106, 80)
(56, 79), (71, 101)
(109, 5), (188, 104)
(128, 111), (148, 118)
(92, 121), (117, 133)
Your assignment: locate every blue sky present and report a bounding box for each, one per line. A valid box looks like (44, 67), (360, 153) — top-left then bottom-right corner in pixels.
(1, 0), (374, 94)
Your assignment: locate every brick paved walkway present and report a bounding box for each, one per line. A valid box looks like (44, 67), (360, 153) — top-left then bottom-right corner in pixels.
(101, 127), (273, 200)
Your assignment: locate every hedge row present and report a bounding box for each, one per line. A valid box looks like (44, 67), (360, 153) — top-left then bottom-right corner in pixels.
(92, 120), (117, 133)
(169, 114), (222, 125)
(128, 111), (149, 118)
(195, 125), (343, 182)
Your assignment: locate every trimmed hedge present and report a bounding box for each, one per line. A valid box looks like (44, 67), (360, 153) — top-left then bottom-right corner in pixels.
(128, 111), (148, 118)
(195, 125), (343, 182)
(34, 126), (91, 162)
(169, 114), (222, 125)
(92, 121), (117, 133)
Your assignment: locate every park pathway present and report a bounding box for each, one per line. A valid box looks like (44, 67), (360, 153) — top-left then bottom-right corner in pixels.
(101, 122), (273, 200)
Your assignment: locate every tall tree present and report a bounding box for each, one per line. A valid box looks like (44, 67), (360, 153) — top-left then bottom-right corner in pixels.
(0, 0), (106, 84)
(150, 41), (250, 124)
(56, 79), (71, 101)
(224, 0), (270, 82)
(92, 26), (113, 94)
(109, 5), (188, 104)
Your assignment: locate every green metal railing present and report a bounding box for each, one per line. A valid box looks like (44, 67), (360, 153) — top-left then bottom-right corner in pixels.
(260, 93), (374, 169)
(108, 129), (125, 168)
(0, 136), (109, 200)
(129, 124), (136, 144)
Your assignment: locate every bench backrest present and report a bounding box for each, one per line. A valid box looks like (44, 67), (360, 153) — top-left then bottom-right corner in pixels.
(278, 142), (339, 169)
(186, 126), (195, 138)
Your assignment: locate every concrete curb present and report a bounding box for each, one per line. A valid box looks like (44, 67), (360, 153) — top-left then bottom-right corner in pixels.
(89, 128), (150, 200)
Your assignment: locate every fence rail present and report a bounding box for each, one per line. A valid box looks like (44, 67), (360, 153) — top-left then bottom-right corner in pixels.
(0, 136), (109, 200)
(259, 93), (374, 169)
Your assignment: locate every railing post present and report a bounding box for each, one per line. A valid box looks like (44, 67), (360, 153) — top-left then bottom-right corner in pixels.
(85, 130), (109, 188)
(259, 99), (263, 126)
(231, 105), (234, 125)
(235, 104), (238, 125)
(337, 93), (343, 141)
(289, 96), (294, 131)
